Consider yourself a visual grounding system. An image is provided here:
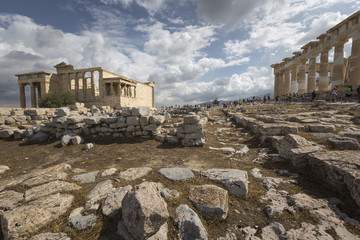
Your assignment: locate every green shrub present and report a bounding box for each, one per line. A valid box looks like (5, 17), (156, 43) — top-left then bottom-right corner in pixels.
(38, 91), (76, 108)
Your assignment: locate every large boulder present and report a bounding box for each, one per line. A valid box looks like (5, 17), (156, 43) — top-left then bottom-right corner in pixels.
(61, 133), (82, 146)
(200, 168), (248, 196)
(189, 185), (229, 220)
(175, 204), (208, 240)
(275, 134), (324, 168)
(122, 182), (169, 240)
(0, 194), (73, 240)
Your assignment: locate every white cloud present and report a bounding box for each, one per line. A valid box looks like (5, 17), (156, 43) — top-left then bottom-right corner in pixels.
(156, 66), (273, 106)
(99, 0), (165, 14)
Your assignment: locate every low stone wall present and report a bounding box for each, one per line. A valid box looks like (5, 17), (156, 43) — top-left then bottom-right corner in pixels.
(0, 107), (208, 147)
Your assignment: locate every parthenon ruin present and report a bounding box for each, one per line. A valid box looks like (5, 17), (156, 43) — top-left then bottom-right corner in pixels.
(272, 11), (360, 97)
(16, 62), (155, 109)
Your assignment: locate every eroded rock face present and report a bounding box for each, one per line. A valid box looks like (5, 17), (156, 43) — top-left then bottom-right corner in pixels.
(85, 180), (115, 209)
(0, 193), (73, 240)
(122, 182), (169, 240)
(200, 168), (248, 196)
(175, 204), (208, 240)
(0, 190), (23, 211)
(189, 185), (229, 220)
(102, 185), (132, 217)
(24, 180), (81, 202)
(72, 171), (99, 184)
(307, 151), (360, 207)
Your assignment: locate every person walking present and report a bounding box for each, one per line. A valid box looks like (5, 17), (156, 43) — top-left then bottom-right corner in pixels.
(330, 88), (337, 102)
(345, 86), (352, 102)
(357, 85), (360, 103)
(312, 90), (316, 102)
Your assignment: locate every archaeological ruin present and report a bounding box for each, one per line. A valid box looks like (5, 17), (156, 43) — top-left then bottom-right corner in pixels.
(16, 62), (155, 109)
(272, 10), (360, 98)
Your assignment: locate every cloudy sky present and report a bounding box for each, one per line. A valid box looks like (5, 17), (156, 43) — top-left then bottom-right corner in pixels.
(0, 0), (359, 107)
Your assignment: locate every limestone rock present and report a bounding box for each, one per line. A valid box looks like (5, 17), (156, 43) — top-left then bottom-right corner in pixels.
(158, 168), (194, 182)
(101, 168), (117, 177)
(328, 136), (360, 150)
(29, 232), (70, 240)
(200, 168), (248, 196)
(22, 171), (68, 188)
(57, 108), (70, 117)
(189, 185), (229, 220)
(175, 204), (208, 240)
(122, 182), (169, 240)
(0, 190), (23, 210)
(72, 171), (99, 183)
(308, 124), (335, 133)
(61, 133), (82, 146)
(261, 222), (286, 240)
(209, 147), (236, 153)
(156, 182), (180, 200)
(0, 165), (10, 175)
(86, 180), (115, 209)
(118, 167), (152, 181)
(102, 185), (132, 217)
(307, 151), (360, 207)
(117, 221), (168, 240)
(85, 143), (94, 150)
(68, 207), (97, 230)
(24, 180), (81, 202)
(0, 193), (73, 240)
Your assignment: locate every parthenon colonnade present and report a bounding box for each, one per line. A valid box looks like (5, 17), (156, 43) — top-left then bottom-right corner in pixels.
(272, 10), (360, 97)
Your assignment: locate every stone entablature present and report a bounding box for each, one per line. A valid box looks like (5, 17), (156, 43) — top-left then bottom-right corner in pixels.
(272, 10), (360, 98)
(16, 62), (155, 109)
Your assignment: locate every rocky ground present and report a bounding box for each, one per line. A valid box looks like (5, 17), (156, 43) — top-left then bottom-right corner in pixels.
(0, 103), (360, 240)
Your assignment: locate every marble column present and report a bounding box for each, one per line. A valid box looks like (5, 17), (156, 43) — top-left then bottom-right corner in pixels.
(349, 32), (360, 88)
(307, 57), (317, 92)
(75, 73), (79, 98)
(318, 50), (329, 91)
(82, 73), (87, 98)
(19, 84), (26, 108)
(332, 43), (345, 87)
(278, 71), (284, 96)
(291, 64), (298, 93)
(284, 69), (291, 95)
(298, 61), (307, 94)
(31, 82), (36, 108)
(91, 71), (95, 98)
(110, 83), (115, 96)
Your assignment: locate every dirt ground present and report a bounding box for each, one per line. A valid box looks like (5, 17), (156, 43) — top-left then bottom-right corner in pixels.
(0, 107), (360, 239)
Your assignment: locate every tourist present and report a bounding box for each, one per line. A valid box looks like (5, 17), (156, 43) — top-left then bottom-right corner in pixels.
(311, 90), (316, 102)
(263, 95), (267, 104)
(275, 96), (279, 104)
(329, 88), (337, 102)
(345, 85), (352, 102)
(357, 85), (360, 103)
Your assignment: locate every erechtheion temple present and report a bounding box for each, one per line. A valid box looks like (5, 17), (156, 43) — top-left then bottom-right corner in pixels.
(272, 11), (360, 97)
(16, 62), (155, 109)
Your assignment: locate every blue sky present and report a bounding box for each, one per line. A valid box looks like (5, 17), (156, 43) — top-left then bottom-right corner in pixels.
(0, 0), (359, 107)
